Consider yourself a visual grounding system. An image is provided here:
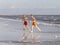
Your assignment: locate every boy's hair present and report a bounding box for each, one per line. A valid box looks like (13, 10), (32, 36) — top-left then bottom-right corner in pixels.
(30, 14), (33, 16)
(23, 15), (26, 17)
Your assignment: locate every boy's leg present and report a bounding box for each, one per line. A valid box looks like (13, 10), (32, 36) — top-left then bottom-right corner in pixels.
(32, 26), (34, 33)
(26, 26), (34, 39)
(36, 26), (41, 32)
(23, 25), (31, 40)
(27, 26), (32, 33)
(31, 26), (34, 39)
(24, 26), (31, 40)
(22, 25), (27, 40)
(23, 25), (26, 34)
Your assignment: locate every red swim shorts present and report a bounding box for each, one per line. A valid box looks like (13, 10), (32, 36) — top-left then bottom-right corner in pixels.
(24, 21), (28, 26)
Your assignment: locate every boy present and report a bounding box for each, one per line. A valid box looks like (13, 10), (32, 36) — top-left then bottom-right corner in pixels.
(22, 15), (31, 40)
(31, 15), (41, 32)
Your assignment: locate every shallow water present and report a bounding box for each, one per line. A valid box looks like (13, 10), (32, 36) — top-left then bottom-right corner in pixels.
(0, 41), (60, 45)
(0, 18), (60, 45)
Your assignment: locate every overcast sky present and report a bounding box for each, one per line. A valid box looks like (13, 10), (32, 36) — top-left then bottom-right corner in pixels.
(0, 0), (60, 15)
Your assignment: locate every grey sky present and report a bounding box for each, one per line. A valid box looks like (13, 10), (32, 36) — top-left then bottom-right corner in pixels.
(0, 0), (60, 15)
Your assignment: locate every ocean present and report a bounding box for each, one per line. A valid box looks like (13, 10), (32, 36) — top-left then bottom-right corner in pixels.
(0, 15), (60, 45)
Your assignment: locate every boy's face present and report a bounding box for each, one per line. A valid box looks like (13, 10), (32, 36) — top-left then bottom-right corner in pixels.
(23, 15), (26, 17)
(31, 15), (33, 18)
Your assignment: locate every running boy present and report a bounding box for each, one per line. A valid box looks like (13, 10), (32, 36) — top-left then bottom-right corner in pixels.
(31, 15), (41, 33)
(22, 15), (31, 40)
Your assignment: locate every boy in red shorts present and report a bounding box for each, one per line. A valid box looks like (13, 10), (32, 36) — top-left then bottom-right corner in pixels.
(22, 15), (31, 40)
